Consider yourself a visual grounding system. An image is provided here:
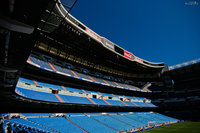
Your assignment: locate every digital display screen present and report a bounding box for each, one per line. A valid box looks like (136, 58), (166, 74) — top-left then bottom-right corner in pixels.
(114, 45), (124, 56)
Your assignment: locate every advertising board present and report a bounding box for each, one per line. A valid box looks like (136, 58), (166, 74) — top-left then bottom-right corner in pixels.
(101, 38), (115, 51)
(134, 57), (144, 63)
(86, 28), (101, 41)
(124, 50), (133, 60)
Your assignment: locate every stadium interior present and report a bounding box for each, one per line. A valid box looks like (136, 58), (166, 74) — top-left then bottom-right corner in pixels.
(0, 0), (200, 132)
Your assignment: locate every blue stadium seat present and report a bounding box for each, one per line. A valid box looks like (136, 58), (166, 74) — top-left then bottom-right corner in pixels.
(19, 77), (35, 85)
(91, 98), (108, 105)
(73, 71), (91, 80)
(68, 115), (116, 133)
(117, 83), (129, 89)
(65, 87), (85, 93)
(3, 112), (179, 133)
(58, 94), (93, 104)
(106, 100), (126, 106)
(123, 101), (137, 106)
(15, 87), (60, 102)
(6, 118), (54, 132)
(135, 113), (161, 124)
(124, 113), (150, 125)
(28, 117), (85, 133)
(151, 113), (178, 122)
(118, 114), (146, 127)
(105, 80), (118, 87)
(29, 56), (52, 70)
(134, 102), (149, 107)
(28, 56), (146, 93)
(17, 77), (157, 107)
(108, 114), (142, 128)
(100, 92), (113, 97)
(147, 102), (157, 107)
(21, 113), (54, 117)
(90, 114), (134, 132)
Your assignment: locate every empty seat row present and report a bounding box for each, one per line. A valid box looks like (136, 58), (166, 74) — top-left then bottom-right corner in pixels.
(16, 78), (155, 107)
(15, 87), (141, 107)
(28, 56), (149, 92)
(18, 77), (147, 102)
(3, 112), (179, 133)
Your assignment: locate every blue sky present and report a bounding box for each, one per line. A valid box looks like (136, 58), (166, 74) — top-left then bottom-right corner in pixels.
(70, 0), (200, 66)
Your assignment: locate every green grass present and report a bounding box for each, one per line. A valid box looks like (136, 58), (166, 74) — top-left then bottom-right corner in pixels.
(141, 122), (200, 133)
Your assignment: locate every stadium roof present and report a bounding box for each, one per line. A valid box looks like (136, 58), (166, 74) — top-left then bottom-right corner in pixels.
(169, 58), (200, 70)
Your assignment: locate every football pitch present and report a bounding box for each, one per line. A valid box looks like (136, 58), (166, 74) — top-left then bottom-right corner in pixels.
(141, 122), (200, 133)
